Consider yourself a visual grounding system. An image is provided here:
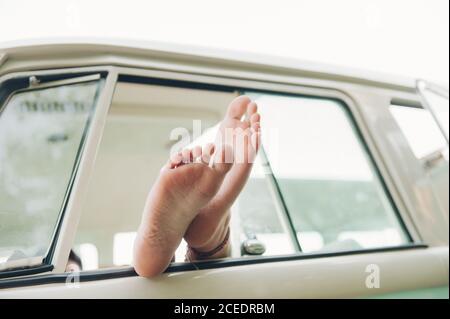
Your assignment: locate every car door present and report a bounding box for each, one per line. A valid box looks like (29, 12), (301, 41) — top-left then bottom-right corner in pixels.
(0, 63), (448, 298)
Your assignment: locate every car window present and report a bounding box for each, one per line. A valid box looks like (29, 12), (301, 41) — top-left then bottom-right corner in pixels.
(73, 82), (296, 270)
(248, 93), (410, 253)
(390, 104), (448, 159)
(0, 79), (103, 271)
(73, 81), (411, 271)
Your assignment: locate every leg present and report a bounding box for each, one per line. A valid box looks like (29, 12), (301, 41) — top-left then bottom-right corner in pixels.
(133, 144), (232, 277)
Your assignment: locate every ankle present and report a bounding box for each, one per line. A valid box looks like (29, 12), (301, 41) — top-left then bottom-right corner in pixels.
(186, 227), (231, 261)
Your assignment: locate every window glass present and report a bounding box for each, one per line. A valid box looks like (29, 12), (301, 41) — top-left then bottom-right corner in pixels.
(75, 83), (235, 268)
(390, 104), (448, 159)
(0, 80), (102, 270)
(234, 154), (296, 256)
(421, 88), (449, 140)
(248, 93), (409, 253)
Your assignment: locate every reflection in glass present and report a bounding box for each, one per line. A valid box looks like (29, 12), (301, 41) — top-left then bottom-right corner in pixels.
(0, 81), (101, 269)
(249, 93), (409, 253)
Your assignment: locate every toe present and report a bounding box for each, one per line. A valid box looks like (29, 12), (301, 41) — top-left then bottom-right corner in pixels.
(251, 131), (261, 152)
(251, 122), (261, 132)
(247, 102), (258, 118)
(202, 143), (215, 164)
(226, 96), (251, 120)
(181, 148), (193, 164)
(165, 152), (183, 169)
(192, 145), (202, 162)
(250, 113), (260, 127)
(213, 144), (233, 174)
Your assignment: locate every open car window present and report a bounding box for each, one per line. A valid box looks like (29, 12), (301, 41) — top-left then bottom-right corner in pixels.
(0, 75), (104, 271)
(417, 81), (449, 142)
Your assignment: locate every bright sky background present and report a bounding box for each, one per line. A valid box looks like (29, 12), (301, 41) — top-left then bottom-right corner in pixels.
(0, 0), (448, 85)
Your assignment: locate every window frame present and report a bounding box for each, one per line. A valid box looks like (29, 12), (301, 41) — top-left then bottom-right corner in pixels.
(0, 67), (117, 278)
(0, 243), (428, 289)
(0, 65), (424, 288)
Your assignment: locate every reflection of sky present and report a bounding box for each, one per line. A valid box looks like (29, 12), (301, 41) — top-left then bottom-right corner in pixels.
(390, 104), (448, 159)
(192, 95), (375, 181)
(193, 93), (449, 180)
(255, 95), (373, 180)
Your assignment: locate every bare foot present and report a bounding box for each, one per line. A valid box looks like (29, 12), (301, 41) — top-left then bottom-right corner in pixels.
(133, 144), (232, 277)
(184, 96), (261, 256)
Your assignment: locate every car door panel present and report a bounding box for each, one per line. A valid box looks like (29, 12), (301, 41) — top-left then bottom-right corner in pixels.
(1, 246), (447, 298)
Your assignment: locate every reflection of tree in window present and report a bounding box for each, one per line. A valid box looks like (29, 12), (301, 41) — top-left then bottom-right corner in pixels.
(0, 82), (100, 262)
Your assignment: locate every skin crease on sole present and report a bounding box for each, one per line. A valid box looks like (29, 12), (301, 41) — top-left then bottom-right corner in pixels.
(133, 96), (261, 278)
